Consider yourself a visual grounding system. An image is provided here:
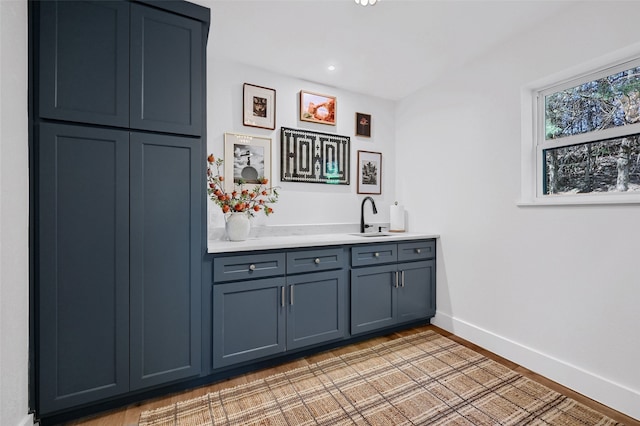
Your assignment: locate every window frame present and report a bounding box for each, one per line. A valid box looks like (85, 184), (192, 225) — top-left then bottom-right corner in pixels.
(520, 45), (640, 206)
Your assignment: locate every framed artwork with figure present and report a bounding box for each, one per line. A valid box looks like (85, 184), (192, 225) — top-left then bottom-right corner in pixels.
(224, 133), (272, 193)
(356, 112), (371, 137)
(243, 83), (276, 130)
(357, 150), (382, 194)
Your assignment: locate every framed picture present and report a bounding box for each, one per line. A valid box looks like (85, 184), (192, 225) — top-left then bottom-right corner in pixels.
(243, 83), (276, 130)
(281, 127), (350, 185)
(357, 150), (382, 194)
(355, 112), (371, 137)
(224, 133), (272, 193)
(300, 90), (336, 126)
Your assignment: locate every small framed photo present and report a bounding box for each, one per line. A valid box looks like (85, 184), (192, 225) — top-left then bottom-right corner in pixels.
(355, 112), (371, 137)
(243, 83), (276, 130)
(224, 133), (272, 193)
(357, 150), (382, 195)
(300, 90), (336, 125)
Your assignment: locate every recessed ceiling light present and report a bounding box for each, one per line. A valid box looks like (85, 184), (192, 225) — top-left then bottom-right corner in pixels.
(328, 65), (336, 71)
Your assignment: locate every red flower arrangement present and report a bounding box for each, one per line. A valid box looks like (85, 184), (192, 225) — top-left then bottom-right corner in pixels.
(207, 154), (279, 216)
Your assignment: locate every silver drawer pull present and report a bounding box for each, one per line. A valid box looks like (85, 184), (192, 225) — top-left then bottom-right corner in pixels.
(290, 285), (294, 305)
(416, 248), (421, 254)
(249, 264), (256, 271)
(394, 271), (399, 288)
(314, 258), (321, 264)
(281, 286), (285, 307)
(401, 270), (406, 287)
(374, 252), (380, 258)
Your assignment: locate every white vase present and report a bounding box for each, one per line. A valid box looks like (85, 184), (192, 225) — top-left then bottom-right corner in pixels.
(225, 212), (251, 241)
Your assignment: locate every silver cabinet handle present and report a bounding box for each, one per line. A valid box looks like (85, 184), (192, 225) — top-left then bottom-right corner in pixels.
(394, 271), (399, 288)
(416, 248), (421, 254)
(249, 264), (256, 271)
(290, 285), (294, 305)
(374, 252), (380, 258)
(314, 258), (320, 264)
(281, 286), (285, 307)
(401, 270), (406, 287)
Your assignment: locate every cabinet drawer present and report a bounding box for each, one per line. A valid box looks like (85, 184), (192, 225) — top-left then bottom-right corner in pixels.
(351, 244), (397, 267)
(398, 240), (435, 262)
(287, 248), (344, 274)
(213, 253), (285, 283)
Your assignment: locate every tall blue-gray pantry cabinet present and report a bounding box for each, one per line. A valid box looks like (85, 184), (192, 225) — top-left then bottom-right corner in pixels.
(31, 0), (209, 421)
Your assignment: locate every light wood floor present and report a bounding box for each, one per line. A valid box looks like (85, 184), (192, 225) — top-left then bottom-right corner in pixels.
(64, 325), (640, 426)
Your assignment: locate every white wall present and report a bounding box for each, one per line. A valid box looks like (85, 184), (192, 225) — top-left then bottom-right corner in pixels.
(206, 59), (397, 230)
(0, 1), (32, 426)
(397, 2), (640, 419)
(3, 1), (639, 424)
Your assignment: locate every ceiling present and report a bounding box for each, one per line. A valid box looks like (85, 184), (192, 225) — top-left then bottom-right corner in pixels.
(191, 0), (573, 101)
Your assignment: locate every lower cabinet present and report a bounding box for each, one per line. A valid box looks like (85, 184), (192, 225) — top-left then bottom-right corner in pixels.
(211, 242), (436, 369)
(129, 133), (202, 390)
(212, 249), (347, 369)
(350, 241), (436, 336)
(397, 260), (436, 323)
(36, 123), (202, 414)
(37, 124), (131, 414)
(213, 277), (287, 368)
(351, 264), (397, 334)
(286, 270), (346, 350)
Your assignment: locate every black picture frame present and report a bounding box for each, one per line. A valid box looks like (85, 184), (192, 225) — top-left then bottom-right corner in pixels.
(243, 83), (276, 130)
(355, 112), (371, 137)
(280, 127), (350, 185)
(357, 150), (382, 194)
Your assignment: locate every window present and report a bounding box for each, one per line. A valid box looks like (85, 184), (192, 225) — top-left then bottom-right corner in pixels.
(521, 52), (640, 205)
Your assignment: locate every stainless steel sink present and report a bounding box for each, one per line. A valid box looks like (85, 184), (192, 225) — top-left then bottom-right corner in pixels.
(349, 232), (393, 237)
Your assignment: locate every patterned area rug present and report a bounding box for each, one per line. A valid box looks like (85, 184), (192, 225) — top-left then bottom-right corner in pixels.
(138, 330), (622, 425)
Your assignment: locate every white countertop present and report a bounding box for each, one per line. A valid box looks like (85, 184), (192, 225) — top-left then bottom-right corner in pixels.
(207, 231), (439, 254)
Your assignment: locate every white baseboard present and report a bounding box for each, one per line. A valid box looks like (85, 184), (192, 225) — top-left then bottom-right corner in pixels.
(15, 414), (34, 426)
(432, 312), (640, 421)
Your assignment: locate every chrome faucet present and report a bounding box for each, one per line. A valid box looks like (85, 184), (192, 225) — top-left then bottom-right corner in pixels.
(360, 196), (378, 233)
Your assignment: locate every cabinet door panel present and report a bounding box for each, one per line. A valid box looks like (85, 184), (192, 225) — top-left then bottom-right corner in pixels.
(397, 260), (435, 323)
(37, 123), (130, 413)
(39, 1), (129, 127)
(213, 278), (286, 368)
(350, 264), (397, 335)
(130, 3), (202, 135)
(287, 270), (346, 350)
(130, 133), (202, 390)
